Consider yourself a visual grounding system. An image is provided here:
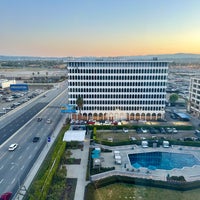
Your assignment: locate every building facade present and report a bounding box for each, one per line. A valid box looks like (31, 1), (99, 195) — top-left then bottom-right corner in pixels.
(68, 61), (169, 121)
(0, 79), (16, 89)
(188, 77), (200, 118)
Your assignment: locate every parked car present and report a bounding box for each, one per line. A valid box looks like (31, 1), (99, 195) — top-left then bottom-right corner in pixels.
(111, 121), (118, 125)
(8, 143), (18, 151)
(184, 137), (194, 141)
(149, 127), (159, 134)
(170, 113), (176, 119)
(172, 128), (178, 133)
(158, 127), (166, 134)
(123, 128), (128, 133)
(87, 120), (95, 125)
(165, 127), (173, 134)
(140, 127), (148, 133)
(136, 128), (143, 134)
(157, 118), (167, 122)
(195, 129), (200, 135)
(130, 137), (136, 141)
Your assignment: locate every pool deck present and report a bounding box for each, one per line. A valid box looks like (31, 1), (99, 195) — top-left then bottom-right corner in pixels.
(91, 144), (200, 182)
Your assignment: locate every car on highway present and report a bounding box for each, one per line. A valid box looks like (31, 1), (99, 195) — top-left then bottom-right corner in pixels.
(37, 117), (42, 122)
(32, 137), (40, 143)
(0, 192), (12, 200)
(8, 143), (18, 151)
(46, 119), (52, 124)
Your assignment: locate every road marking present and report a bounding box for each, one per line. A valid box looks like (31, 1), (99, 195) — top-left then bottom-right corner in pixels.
(0, 165), (4, 170)
(26, 146), (30, 151)
(10, 165), (15, 170)
(18, 155), (22, 160)
(0, 179), (4, 184)
(21, 165), (25, 170)
(28, 155), (32, 159)
(0, 152), (6, 159)
(11, 178), (16, 184)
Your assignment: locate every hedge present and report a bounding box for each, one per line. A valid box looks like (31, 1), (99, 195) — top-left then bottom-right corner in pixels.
(86, 175), (200, 196)
(24, 125), (69, 200)
(87, 124), (194, 131)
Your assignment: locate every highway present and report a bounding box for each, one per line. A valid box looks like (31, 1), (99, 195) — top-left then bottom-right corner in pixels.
(0, 83), (68, 197)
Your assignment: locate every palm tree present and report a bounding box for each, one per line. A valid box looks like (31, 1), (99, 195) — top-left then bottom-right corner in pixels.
(76, 96), (83, 114)
(32, 72), (35, 82)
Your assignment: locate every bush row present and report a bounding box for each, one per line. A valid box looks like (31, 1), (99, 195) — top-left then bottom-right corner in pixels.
(87, 124), (194, 131)
(85, 175), (200, 200)
(24, 125), (69, 200)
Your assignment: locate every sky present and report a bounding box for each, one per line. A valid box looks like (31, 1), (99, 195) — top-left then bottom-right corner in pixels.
(0, 0), (200, 57)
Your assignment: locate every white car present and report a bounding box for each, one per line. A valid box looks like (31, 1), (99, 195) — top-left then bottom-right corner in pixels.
(172, 128), (178, 133)
(46, 119), (52, 124)
(130, 137), (136, 141)
(141, 128), (148, 133)
(123, 128), (129, 133)
(8, 143), (18, 151)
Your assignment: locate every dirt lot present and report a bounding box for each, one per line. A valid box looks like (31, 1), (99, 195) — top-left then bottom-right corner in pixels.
(96, 128), (197, 142)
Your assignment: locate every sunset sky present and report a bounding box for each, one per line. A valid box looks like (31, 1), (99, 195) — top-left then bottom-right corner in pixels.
(1, 0), (200, 57)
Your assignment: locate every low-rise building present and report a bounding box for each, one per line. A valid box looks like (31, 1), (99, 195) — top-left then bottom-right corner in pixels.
(0, 79), (16, 89)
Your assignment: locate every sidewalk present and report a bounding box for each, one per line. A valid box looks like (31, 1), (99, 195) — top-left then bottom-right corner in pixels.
(66, 133), (90, 200)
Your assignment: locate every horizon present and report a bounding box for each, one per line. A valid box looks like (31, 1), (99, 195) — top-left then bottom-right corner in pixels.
(1, 52), (200, 59)
(1, 0), (200, 57)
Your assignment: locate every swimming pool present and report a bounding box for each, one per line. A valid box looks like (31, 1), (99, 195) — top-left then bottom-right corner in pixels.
(128, 152), (200, 170)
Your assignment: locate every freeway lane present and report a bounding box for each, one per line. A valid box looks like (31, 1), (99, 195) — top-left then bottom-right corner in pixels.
(0, 102), (48, 145)
(0, 84), (69, 197)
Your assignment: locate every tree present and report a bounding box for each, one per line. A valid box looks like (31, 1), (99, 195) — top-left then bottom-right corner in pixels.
(76, 96), (83, 114)
(169, 93), (179, 105)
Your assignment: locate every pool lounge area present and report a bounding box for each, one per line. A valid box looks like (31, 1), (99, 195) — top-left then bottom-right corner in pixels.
(92, 144), (200, 182)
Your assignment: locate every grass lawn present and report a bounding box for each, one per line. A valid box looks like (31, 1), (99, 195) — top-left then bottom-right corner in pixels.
(93, 183), (200, 200)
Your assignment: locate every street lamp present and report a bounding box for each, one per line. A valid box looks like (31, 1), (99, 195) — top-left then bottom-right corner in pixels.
(11, 162), (20, 191)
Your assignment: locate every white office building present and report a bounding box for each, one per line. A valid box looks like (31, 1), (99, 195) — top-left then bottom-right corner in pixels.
(67, 60), (169, 121)
(188, 77), (200, 118)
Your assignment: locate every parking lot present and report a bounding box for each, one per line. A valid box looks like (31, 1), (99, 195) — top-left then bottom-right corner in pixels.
(0, 87), (45, 116)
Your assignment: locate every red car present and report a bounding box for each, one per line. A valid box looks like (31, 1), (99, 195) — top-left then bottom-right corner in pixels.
(0, 192), (12, 200)
(87, 121), (95, 125)
(111, 121), (118, 125)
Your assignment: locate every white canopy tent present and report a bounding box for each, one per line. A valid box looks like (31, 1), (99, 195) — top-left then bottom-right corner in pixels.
(63, 130), (86, 142)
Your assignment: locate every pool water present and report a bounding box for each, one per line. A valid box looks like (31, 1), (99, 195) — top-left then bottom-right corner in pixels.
(128, 152), (200, 170)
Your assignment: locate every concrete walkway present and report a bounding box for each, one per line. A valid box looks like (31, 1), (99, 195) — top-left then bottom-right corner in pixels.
(66, 133), (90, 200)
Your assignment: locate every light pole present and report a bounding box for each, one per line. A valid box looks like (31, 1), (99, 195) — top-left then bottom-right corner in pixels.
(11, 162), (20, 191)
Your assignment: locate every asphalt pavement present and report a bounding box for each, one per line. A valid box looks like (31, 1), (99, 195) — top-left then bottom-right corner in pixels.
(13, 114), (67, 200)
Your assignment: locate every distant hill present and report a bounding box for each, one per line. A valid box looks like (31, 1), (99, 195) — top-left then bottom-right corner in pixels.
(1, 53), (200, 64)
